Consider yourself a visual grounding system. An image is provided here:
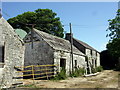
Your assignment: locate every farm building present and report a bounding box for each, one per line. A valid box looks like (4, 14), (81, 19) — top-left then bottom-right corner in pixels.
(23, 28), (87, 75)
(65, 33), (100, 74)
(0, 17), (25, 88)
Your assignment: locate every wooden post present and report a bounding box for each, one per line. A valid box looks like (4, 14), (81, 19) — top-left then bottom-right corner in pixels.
(45, 66), (49, 80)
(70, 23), (74, 73)
(0, 8), (2, 18)
(31, 65), (35, 81)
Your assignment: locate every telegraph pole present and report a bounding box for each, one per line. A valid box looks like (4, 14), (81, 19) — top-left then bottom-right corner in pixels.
(0, 8), (2, 18)
(70, 23), (74, 73)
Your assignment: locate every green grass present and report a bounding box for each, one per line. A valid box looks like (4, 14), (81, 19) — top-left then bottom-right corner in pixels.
(69, 68), (85, 77)
(96, 66), (103, 72)
(50, 68), (67, 80)
(18, 84), (38, 88)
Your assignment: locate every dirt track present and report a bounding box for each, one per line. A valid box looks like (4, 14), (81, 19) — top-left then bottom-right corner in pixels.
(22, 70), (119, 88)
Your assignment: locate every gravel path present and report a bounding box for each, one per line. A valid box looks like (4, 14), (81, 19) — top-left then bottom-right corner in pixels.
(22, 70), (119, 88)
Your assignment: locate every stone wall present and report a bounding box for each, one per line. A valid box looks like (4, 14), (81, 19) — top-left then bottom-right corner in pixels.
(97, 52), (100, 67)
(54, 50), (86, 75)
(85, 49), (100, 68)
(24, 41), (54, 66)
(24, 32), (54, 66)
(24, 32), (86, 76)
(0, 17), (25, 88)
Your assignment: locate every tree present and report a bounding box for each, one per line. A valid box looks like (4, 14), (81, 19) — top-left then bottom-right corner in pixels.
(7, 9), (64, 38)
(106, 9), (120, 40)
(106, 9), (120, 69)
(106, 38), (120, 59)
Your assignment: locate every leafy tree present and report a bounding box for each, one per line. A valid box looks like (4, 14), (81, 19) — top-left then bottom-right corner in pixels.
(106, 38), (120, 58)
(7, 9), (64, 38)
(106, 9), (120, 69)
(106, 9), (120, 40)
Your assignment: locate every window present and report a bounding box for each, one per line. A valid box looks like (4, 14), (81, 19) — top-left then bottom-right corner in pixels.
(0, 45), (4, 68)
(95, 59), (97, 67)
(75, 60), (77, 68)
(90, 50), (92, 56)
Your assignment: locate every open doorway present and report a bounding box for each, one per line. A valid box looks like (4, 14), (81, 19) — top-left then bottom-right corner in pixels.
(60, 58), (66, 69)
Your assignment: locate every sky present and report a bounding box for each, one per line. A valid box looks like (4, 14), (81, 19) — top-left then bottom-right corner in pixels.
(1, 1), (119, 52)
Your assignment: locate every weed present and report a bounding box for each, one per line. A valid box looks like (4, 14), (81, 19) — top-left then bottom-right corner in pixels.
(96, 66), (103, 72)
(51, 68), (67, 80)
(69, 68), (85, 77)
(18, 84), (38, 88)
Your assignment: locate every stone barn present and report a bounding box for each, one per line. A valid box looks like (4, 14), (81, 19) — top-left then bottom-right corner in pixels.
(65, 33), (100, 74)
(0, 17), (25, 88)
(24, 28), (86, 75)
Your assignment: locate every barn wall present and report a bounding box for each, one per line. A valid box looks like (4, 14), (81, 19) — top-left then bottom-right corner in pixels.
(24, 41), (54, 66)
(85, 49), (92, 59)
(85, 48), (100, 68)
(54, 50), (86, 75)
(97, 52), (100, 67)
(0, 18), (25, 88)
(92, 50), (96, 59)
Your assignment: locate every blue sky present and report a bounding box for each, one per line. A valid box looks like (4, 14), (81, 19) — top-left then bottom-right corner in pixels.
(1, 2), (118, 52)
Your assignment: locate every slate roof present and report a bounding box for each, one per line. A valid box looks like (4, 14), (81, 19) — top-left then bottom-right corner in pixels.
(73, 38), (98, 52)
(33, 28), (85, 56)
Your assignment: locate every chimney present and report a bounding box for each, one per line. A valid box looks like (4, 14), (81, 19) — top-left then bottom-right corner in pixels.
(65, 33), (73, 41)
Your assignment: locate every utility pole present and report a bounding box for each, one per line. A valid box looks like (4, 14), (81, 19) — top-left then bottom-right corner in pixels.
(0, 8), (2, 18)
(26, 24), (36, 49)
(70, 23), (74, 73)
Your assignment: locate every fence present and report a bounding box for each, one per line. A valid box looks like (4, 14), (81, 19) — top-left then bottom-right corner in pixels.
(15, 64), (58, 80)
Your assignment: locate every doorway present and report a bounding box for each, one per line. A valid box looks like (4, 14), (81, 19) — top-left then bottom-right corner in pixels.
(60, 58), (66, 69)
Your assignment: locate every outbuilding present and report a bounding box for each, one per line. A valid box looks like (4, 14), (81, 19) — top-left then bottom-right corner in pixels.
(66, 33), (100, 74)
(24, 28), (86, 75)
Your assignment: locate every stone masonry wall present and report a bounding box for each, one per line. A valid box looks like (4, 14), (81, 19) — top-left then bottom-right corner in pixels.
(85, 48), (100, 68)
(24, 41), (54, 66)
(0, 18), (25, 88)
(54, 50), (86, 75)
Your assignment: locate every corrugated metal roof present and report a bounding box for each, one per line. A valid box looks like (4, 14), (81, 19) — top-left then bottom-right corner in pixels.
(15, 29), (27, 39)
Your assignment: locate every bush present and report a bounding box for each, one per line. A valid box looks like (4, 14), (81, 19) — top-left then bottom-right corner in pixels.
(91, 67), (97, 73)
(51, 68), (67, 80)
(96, 66), (103, 72)
(69, 68), (85, 77)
